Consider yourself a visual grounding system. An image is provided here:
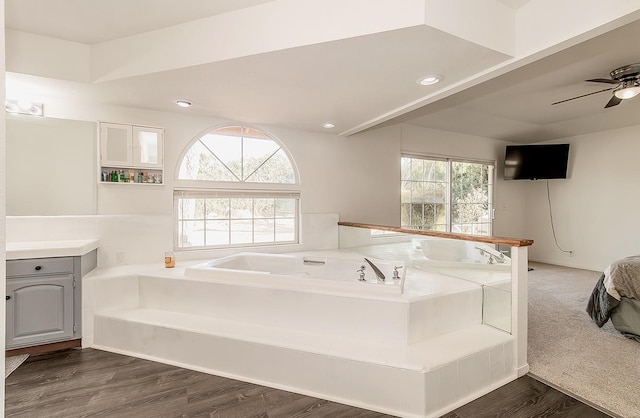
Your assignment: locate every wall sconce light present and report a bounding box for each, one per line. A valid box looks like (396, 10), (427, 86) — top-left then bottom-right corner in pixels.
(5, 99), (44, 116)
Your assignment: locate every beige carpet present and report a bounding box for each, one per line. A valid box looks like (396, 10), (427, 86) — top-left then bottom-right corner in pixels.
(527, 262), (640, 417)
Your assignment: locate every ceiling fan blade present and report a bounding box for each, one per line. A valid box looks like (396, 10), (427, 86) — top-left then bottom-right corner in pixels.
(551, 87), (613, 105)
(586, 78), (620, 84)
(604, 95), (622, 108)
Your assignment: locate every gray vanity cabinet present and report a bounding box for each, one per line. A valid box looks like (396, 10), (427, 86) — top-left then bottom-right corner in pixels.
(5, 251), (96, 350)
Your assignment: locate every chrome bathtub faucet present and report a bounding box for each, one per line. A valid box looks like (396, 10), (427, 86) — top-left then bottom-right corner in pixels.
(392, 266), (403, 280)
(364, 258), (386, 283)
(475, 246), (505, 264)
(357, 265), (366, 281)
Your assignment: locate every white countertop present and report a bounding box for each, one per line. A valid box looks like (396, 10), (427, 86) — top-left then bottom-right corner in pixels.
(6, 239), (99, 260)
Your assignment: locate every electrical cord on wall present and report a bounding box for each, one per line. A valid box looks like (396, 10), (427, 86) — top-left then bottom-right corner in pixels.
(546, 179), (572, 254)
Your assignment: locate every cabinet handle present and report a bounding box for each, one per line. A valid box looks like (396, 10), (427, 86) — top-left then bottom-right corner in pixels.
(35, 265), (42, 271)
(6, 295), (10, 300)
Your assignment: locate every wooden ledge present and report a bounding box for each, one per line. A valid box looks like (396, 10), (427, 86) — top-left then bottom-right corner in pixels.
(338, 222), (534, 247)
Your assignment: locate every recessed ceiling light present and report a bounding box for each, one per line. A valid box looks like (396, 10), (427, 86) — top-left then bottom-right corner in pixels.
(417, 75), (443, 86)
(322, 122), (335, 129)
(176, 100), (192, 108)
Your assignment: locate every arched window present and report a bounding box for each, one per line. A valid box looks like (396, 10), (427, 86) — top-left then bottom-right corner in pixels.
(174, 125), (299, 249)
(178, 126), (296, 183)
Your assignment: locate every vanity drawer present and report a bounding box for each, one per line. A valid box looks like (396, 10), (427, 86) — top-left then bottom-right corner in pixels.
(7, 257), (74, 277)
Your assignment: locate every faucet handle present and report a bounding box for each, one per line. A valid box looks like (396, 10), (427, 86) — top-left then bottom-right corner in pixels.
(392, 266), (403, 280)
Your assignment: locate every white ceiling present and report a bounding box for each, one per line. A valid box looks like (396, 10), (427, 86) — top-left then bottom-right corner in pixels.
(5, 0), (277, 44)
(496, 0), (532, 9)
(5, 0), (640, 143)
(384, 19), (640, 142)
(87, 26), (508, 133)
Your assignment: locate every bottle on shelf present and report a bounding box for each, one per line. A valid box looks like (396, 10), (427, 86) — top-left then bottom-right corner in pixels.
(101, 168), (163, 184)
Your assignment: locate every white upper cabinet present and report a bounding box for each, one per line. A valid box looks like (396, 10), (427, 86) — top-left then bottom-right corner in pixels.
(100, 122), (163, 169)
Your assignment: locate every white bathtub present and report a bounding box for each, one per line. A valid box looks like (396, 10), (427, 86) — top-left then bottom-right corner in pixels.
(185, 252), (406, 296)
(414, 238), (511, 271)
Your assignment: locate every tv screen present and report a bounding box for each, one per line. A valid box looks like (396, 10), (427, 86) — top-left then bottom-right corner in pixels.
(504, 144), (570, 180)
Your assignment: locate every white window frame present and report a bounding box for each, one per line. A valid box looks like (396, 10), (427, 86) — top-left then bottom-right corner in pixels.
(174, 189), (300, 250)
(174, 124), (300, 251)
(401, 153), (495, 236)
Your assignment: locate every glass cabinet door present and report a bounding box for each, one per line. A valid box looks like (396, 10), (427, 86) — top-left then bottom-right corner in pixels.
(133, 126), (163, 169)
(100, 122), (132, 166)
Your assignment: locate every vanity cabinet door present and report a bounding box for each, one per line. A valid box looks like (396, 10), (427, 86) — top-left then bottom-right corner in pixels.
(6, 274), (74, 349)
(100, 122), (133, 167)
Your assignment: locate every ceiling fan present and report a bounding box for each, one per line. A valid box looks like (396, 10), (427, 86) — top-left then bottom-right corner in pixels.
(552, 63), (640, 108)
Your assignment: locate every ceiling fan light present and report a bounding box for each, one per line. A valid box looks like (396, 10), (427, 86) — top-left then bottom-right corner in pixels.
(613, 85), (640, 100)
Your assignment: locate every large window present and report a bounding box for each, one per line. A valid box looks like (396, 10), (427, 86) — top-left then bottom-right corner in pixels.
(401, 155), (494, 236)
(175, 126), (299, 250)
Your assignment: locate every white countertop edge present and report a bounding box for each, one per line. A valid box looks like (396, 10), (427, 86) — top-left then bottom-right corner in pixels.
(6, 239), (99, 260)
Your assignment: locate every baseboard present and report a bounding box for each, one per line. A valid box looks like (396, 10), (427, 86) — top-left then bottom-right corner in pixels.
(528, 258), (601, 272)
(5, 339), (82, 357)
(516, 363), (529, 377)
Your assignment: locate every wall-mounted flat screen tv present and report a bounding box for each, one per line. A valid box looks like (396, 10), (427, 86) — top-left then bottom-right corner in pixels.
(504, 144), (570, 180)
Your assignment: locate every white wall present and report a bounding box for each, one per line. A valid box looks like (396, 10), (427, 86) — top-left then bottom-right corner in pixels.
(5, 99), (348, 264)
(330, 125), (404, 225)
(19, 96), (355, 217)
(96, 107), (403, 220)
(5, 30), (90, 82)
(6, 89), (515, 266)
(5, 213), (339, 267)
(523, 124), (640, 271)
(6, 116), (96, 215)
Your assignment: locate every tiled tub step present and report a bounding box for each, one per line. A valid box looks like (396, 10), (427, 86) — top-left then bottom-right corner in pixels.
(94, 308), (515, 418)
(135, 274), (483, 345)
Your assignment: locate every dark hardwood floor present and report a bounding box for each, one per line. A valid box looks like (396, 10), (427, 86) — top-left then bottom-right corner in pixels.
(443, 376), (611, 418)
(5, 348), (611, 418)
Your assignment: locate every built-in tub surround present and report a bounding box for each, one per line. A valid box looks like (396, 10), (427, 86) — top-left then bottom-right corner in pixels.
(186, 252), (406, 297)
(85, 247), (520, 417)
(338, 222), (532, 381)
